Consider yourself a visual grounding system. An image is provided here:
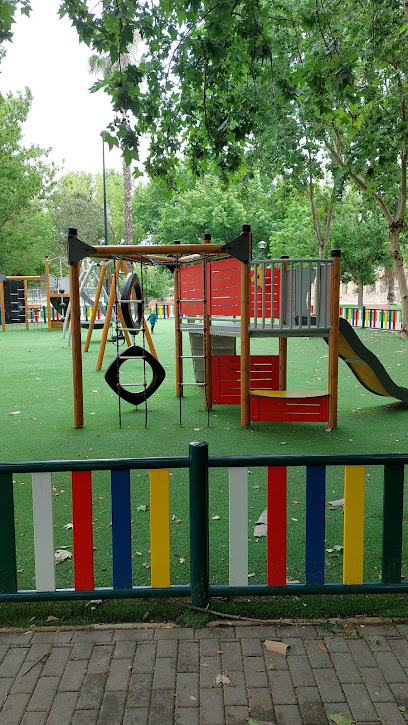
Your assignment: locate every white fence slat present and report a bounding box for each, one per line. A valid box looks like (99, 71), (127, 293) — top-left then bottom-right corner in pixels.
(229, 467), (248, 587)
(32, 472), (56, 592)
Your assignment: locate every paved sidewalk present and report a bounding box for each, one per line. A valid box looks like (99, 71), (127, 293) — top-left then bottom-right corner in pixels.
(0, 621), (406, 724)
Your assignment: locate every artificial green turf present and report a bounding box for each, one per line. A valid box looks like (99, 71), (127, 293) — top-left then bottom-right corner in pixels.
(1, 319), (408, 623)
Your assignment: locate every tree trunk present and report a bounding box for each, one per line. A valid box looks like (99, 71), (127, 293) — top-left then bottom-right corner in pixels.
(389, 225), (408, 337)
(384, 266), (396, 304)
(356, 275), (364, 308)
(122, 156), (133, 245)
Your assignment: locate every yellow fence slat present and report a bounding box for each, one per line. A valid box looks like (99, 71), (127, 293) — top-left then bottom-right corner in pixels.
(343, 465), (365, 584)
(150, 469), (170, 587)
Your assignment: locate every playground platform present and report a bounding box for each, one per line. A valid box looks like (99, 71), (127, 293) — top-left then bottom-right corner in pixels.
(0, 620), (407, 724)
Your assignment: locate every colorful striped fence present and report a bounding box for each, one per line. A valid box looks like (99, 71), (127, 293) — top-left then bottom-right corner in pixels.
(340, 306), (402, 331)
(0, 444), (406, 605)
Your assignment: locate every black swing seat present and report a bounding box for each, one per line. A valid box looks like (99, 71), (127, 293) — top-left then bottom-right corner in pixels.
(104, 345), (166, 406)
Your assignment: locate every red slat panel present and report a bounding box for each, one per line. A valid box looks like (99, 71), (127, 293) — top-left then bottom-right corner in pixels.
(72, 471), (94, 591)
(267, 466), (287, 585)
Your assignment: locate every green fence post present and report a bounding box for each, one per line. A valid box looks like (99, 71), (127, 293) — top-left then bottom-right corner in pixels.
(189, 441), (209, 607)
(362, 306), (365, 329)
(0, 473), (17, 593)
(382, 464), (404, 584)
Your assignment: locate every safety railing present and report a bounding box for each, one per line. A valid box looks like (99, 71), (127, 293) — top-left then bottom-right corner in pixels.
(0, 443), (406, 606)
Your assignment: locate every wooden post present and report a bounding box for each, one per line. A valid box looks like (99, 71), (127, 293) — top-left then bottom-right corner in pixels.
(174, 243), (183, 397)
(68, 230), (84, 428)
(203, 233), (212, 410)
(23, 279), (29, 330)
(44, 257), (52, 332)
(0, 279), (5, 331)
(279, 257), (289, 391)
(96, 259), (121, 371)
(240, 225), (252, 427)
(84, 262), (106, 352)
(328, 250), (341, 429)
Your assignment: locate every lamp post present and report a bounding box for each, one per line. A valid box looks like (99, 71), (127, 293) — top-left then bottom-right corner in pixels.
(100, 130), (108, 245)
(258, 240), (267, 260)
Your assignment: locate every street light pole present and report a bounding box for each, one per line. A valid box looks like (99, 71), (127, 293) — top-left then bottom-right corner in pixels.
(100, 130), (108, 245)
(258, 240), (267, 260)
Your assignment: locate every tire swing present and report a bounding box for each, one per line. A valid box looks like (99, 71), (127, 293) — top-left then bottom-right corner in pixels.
(120, 272), (143, 334)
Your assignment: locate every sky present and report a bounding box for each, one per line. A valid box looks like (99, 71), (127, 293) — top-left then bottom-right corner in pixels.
(0, 0), (133, 177)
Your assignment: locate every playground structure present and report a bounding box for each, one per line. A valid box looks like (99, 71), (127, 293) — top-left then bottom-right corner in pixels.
(0, 264), (52, 331)
(67, 225), (408, 429)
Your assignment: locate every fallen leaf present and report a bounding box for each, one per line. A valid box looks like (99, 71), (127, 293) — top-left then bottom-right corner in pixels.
(135, 551), (142, 556)
(264, 641), (289, 656)
(399, 705), (406, 713)
(9, 411), (21, 415)
(268, 664), (276, 670)
(64, 523), (73, 530)
(328, 499), (344, 507)
(179, 557), (185, 564)
(368, 636), (380, 646)
(46, 616), (59, 622)
(142, 611), (149, 621)
(137, 505), (148, 512)
(54, 549), (72, 564)
(189, 696), (197, 701)
(328, 714), (355, 725)
(17, 569), (24, 574)
(212, 515), (220, 520)
(215, 674), (231, 685)
(85, 599), (102, 608)
(216, 650), (224, 654)
(248, 572), (256, 578)
(318, 643), (328, 652)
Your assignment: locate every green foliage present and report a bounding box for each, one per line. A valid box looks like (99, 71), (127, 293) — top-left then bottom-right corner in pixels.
(0, 1), (31, 43)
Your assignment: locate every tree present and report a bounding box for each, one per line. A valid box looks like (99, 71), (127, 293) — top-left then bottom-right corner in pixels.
(52, 172), (105, 248)
(0, 89), (55, 273)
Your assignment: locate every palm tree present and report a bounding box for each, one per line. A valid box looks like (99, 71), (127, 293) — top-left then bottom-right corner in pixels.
(89, 33), (141, 246)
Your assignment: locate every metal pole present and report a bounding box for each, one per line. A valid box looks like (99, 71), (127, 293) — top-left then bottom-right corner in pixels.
(100, 132), (108, 246)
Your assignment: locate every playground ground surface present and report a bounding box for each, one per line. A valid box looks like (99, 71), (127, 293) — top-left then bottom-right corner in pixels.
(1, 320), (408, 627)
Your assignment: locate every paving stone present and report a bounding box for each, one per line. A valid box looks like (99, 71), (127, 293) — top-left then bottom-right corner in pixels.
(396, 623), (408, 637)
(27, 675), (59, 711)
(220, 641), (243, 672)
(175, 673), (199, 707)
(364, 634), (392, 651)
(274, 704), (303, 724)
(243, 656), (268, 688)
(225, 705), (250, 724)
(235, 625), (277, 639)
(21, 713), (48, 725)
(241, 638), (263, 657)
(263, 647), (289, 670)
(148, 688), (175, 725)
(0, 633), (32, 645)
(390, 682), (408, 709)
(113, 639), (137, 659)
(269, 670), (297, 705)
(123, 708), (149, 725)
(284, 637), (306, 655)
(247, 686), (276, 722)
(314, 668), (345, 702)
(199, 687), (224, 725)
(87, 643), (113, 674)
(296, 686), (328, 725)
(152, 657), (176, 689)
(358, 624), (399, 637)
(342, 682), (378, 721)
(375, 701), (407, 724)
(199, 655), (221, 687)
(0, 693), (31, 725)
(0, 676), (14, 701)
(113, 628), (154, 641)
(76, 672), (107, 709)
(98, 691), (127, 724)
(157, 639), (178, 658)
(58, 660), (86, 692)
(324, 636), (350, 653)
(346, 638), (377, 667)
(359, 666), (394, 702)
(132, 643), (157, 673)
(323, 701), (353, 721)
(276, 624), (317, 639)
(25, 644), (50, 662)
(199, 639), (220, 656)
(304, 639), (332, 668)
(71, 630), (114, 643)
(330, 652), (362, 683)
(31, 632), (73, 644)
(194, 628), (235, 639)
(106, 657), (132, 690)
(223, 670), (247, 707)
(178, 641), (199, 672)
(154, 628), (194, 640)
(0, 647), (28, 677)
(42, 646), (71, 677)
(288, 654), (316, 687)
(71, 710), (98, 725)
(11, 661), (43, 694)
(390, 638), (408, 667)
(70, 643), (93, 660)
(127, 672), (153, 708)
(46, 691), (77, 725)
(374, 650), (407, 682)
(175, 707), (199, 725)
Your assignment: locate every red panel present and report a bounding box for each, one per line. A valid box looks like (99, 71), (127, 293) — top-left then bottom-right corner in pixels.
(72, 471), (94, 591)
(209, 258), (241, 315)
(178, 266), (204, 315)
(250, 394), (329, 422)
(267, 466), (287, 586)
(250, 267), (280, 318)
(212, 354), (279, 404)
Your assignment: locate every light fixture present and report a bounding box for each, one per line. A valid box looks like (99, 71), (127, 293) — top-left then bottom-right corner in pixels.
(258, 240), (267, 259)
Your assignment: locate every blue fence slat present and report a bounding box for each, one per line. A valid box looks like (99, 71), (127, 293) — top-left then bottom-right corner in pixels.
(111, 469), (132, 589)
(305, 466), (326, 586)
